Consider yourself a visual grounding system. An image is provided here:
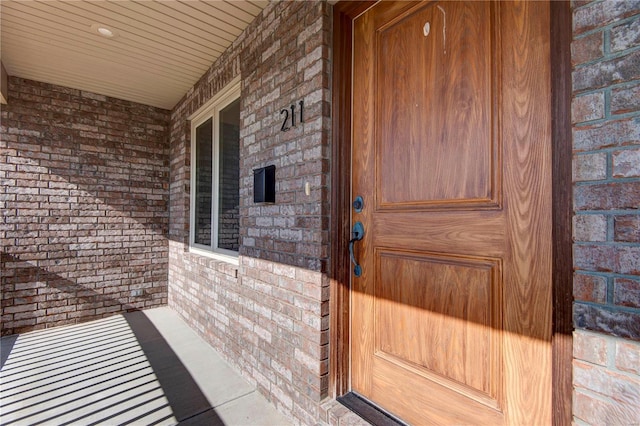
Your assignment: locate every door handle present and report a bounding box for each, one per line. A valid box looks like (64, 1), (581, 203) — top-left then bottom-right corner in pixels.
(349, 221), (365, 277)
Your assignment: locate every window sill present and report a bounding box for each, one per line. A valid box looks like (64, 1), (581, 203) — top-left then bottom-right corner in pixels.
(188, 246), (239, 278)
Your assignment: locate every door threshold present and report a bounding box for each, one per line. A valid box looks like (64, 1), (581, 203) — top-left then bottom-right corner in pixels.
(337, 392), (408, 426)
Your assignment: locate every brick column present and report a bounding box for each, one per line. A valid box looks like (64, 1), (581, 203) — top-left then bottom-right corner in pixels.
(571, 1), (640, 424)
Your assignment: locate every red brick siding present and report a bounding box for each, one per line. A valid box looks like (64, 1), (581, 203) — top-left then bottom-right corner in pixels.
(572, 1), (640, 341)
(572, 1), (640, 424)
(1, 77), (170, 335)
(573, 330), (640, 424)
(168, 1), (331, 424)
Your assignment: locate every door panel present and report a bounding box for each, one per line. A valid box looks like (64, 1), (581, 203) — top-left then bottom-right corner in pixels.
(376, 1), (497, 209)
(351, 1), (553, 424)
(375, 250), (502, 407)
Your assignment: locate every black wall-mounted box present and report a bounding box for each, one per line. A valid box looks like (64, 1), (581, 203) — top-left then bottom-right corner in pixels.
(253, 165), (276, 203)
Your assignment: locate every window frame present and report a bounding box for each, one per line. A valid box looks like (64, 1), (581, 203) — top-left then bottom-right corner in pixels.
(189, 78), (241, 264)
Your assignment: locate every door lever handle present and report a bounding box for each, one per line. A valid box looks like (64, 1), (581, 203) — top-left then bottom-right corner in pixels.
(349, 222), (365, 277)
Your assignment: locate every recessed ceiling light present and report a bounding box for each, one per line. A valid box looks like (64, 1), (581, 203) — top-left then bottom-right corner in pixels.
(97, 27), (113, 37)
(91, 23), (118, 39)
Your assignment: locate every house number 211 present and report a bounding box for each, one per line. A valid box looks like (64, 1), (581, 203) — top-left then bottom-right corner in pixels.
(280, 100), (304, 132)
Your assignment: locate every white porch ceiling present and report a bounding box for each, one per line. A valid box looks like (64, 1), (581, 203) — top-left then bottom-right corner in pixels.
(0, 0), (268, 110)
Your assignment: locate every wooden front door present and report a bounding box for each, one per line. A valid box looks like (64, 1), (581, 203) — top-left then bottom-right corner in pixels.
(350, 1), (553, 424)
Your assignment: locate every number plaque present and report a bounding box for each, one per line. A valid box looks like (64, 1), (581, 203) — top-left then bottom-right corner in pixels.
(280, 100), (304, 132)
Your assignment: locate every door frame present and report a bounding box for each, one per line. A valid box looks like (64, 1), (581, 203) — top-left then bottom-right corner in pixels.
(328, 1), (574, 424)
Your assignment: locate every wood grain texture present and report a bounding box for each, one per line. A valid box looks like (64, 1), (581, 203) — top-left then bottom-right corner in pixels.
(329, 0), (377, 399)
(351, 1), (553, 424)
(501, 2), (553, 422)
(550, 1), (574, 424)
(351, 0), (379, 398)
(375, 251), (501, 403)
(376, 1), (496, 209)
(329, 1), (353, 399)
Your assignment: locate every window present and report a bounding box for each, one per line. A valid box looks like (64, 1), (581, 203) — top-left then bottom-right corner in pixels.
(190, 81), (240, 262)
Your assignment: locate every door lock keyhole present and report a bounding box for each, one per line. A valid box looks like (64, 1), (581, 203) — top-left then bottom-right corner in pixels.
(353, 195), (364, 213)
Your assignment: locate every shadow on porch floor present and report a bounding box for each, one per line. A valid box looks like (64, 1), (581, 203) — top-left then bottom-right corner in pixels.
(0, 307), (291, 426)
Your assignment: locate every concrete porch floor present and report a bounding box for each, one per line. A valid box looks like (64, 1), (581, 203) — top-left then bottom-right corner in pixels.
(0, 307), (292, 426)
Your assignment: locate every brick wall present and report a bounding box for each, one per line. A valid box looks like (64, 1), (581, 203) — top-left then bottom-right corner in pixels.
(168, 1), (332, 424)
(572, 1), (640, 424)
(1, 77), (170, 335)
(573, 330), (640, 423)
